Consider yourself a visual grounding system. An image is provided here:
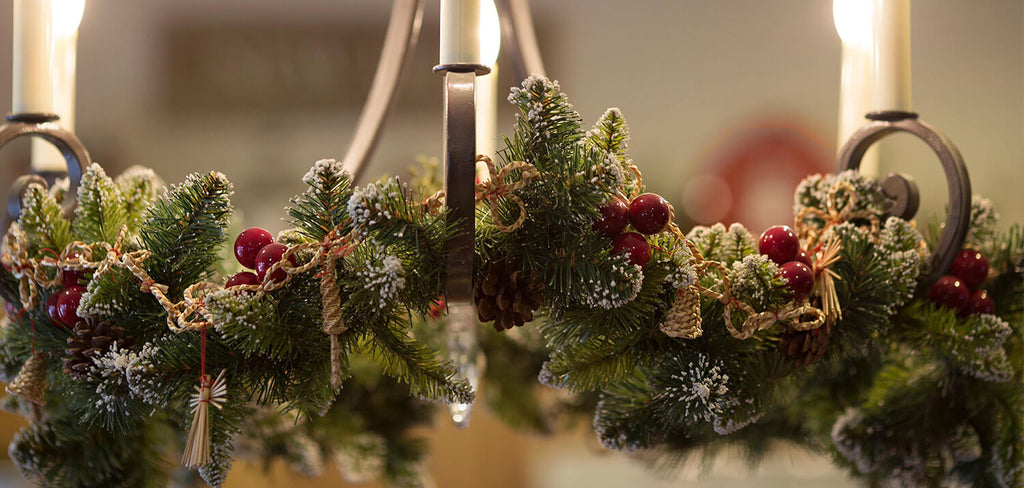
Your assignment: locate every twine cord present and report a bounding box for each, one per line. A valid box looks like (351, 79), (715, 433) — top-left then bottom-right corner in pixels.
(475, 155), (540, 232)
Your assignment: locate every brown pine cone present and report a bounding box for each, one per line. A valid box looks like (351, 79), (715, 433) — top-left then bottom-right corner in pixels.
(64, 320), (131, 378)
(779, 321), (831, 366)
(474, 258), (544, 331)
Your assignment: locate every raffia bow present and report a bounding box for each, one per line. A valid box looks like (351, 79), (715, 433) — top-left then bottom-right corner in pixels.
(792, 179), (882, 325)
(475, 155), (540, 232)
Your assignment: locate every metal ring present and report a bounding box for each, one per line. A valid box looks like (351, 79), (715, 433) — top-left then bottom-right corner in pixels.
(442, 71), (477, 303)
(837, 114), (971, 286)
(0, 114), (91, 220)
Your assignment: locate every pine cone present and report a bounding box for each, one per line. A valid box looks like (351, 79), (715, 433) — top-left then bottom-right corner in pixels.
(779, 322), (831, 366)
(474, 259), (544, 331)
(64, 320), (131, 378)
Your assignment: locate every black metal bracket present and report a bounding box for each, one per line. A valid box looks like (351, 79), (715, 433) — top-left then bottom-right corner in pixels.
(436, 67), (480, 304)
(0, 113), (91, 221)
(837, 111), (971, 285)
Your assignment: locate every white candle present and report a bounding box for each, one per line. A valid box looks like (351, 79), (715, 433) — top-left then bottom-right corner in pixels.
(13, 0), (55, 115)
(18, 0), (86, 172)
(871, 0), (911, 113)
(440, 0), (482, 66)
(834, 0), (880, 175)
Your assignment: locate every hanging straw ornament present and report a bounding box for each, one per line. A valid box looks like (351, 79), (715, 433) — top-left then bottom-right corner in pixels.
(6, 353), (49, 405)
(814, 237), (844, 325)
(182, 368), (227, 468)
(661, 285), (703, 339)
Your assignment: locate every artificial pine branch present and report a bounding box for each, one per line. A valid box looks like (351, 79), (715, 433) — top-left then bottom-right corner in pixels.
(73, 163), (128, 245)
(18, 183), (72, 254)
(139, 171), (233, 294)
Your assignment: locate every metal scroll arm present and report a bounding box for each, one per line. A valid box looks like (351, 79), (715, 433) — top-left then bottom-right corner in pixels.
(837, 111), (971, 286)
(0, 113), (90, 221)
(340, 0), (425, 183)
(495, 0), (547, 82)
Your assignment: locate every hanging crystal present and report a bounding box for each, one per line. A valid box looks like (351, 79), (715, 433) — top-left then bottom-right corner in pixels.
(446, 301), (480, 428)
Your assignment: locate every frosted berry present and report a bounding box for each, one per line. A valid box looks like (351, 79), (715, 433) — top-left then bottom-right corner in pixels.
(794, 249), (812, 267)
(778, 261), (815, 300)
(226, 271), (260, 288)
(234, 227), (275, 269)
(255, 243), (295, 282)
(628, 193), (672, 235)
(928, 275), (969, 312)
(612, 232), (651, 267)
(56, 286), (86, 328)
(759, 225), (801, 264)
(593, 195), (630, 237)
(45, 292), (62, 324)
(965, 289), (995, 316)
(950, 249), (989, 289)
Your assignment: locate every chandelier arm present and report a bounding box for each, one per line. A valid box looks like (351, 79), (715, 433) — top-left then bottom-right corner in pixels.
(341, 0), (425, 183)
(837, 112), (971, 288)
(0, 113), (90, 221)
(495, 0), (547, 82)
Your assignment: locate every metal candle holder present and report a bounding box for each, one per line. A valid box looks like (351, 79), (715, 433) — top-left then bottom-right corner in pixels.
(837, 110), (972, 285)
(0, 113), (91, 221)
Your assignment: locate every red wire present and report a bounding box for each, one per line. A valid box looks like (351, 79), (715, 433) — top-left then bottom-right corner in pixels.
(200, 327), (207, 381)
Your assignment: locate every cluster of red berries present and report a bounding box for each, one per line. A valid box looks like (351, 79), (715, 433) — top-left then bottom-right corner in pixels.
(227, 228), (295, 287)
(594, 193), (673, 267)
(44, 263), (91, 328)
(928, 249), (993, 316)
(758, 225), (814, 300)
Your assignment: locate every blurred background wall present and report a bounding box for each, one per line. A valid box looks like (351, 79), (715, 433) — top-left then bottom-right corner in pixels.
(0, 0), (1019, 486)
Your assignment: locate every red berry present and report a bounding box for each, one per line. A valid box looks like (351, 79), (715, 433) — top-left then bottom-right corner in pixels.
(45, 292), (62, 323)
(628, 193), (672, 235)
(778, 261), (815, 300)
(255, 243), (295, 282)
(63, 269), (88, 288)
(234, 228), (275, 269)
(55, 286), (86, 328)
(950, 249), (989, 289)
(226, 271), (260, 288)
(429, 295), (447, 319)
(759, 225), (801, 264)
(965, 289), (995, 316)
(593, 195), (630, 237)
(794, 249), (812, 267)
(928, 275), (969, 312)
(612, 232), (651, 267)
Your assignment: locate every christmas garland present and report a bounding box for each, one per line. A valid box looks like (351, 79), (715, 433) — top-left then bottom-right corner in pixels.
(0, 75), (1019, 487)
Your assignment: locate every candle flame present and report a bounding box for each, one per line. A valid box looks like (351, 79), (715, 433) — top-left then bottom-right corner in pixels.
(833, 0), (873, 49)
(480, 0), (501, 67)
(52, 0), (86, 38)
